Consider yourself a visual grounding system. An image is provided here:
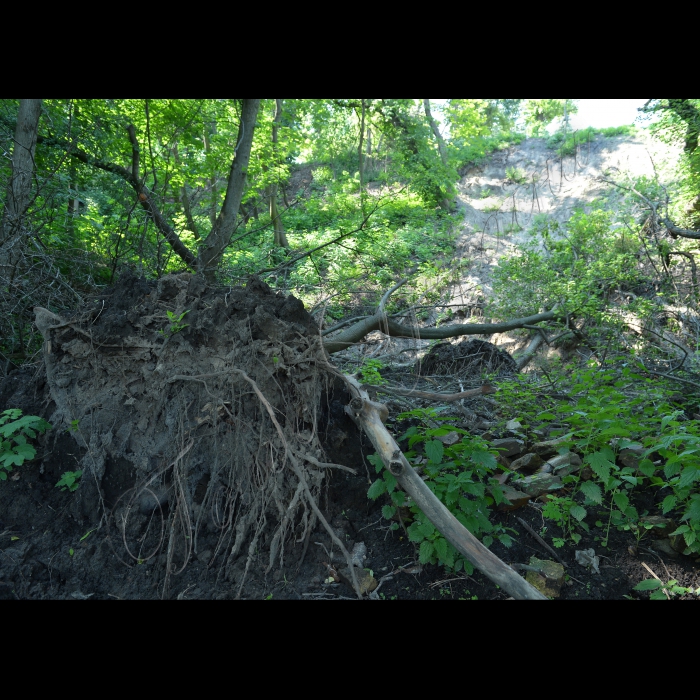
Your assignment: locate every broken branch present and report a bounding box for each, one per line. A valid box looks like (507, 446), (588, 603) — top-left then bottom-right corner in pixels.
(323, 309), (564, 355)
(342, 375), (546, 600)
(362, 382), (495, 402)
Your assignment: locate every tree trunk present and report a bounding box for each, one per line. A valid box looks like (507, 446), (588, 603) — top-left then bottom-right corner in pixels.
(323, 309), (563, 354)
(203, 121), (218, 228)
(358, 99), (365, 208)
(379, 100), (454, 212)
(0, 99), (43, 287)
(423, 99), (448, 167)
(269, 99), (289, 249)
(423, 98), (454, 211)
(61, 99), (260, 277)
(197, 99), (261, 277)
(344, 376), (546, 599)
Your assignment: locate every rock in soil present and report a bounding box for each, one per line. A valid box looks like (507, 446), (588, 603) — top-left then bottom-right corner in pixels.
(491, 438), (525, 458)
(510, 453), (543, 472)
(545, 453), (582, 476)
(525, 557), (566, 598)
(511, 473), (563, 497)
(531, 436), (570, 458)
(494, 485), (530, 511)
(338, 567), (377, 595)
(651, 539), (680, 560)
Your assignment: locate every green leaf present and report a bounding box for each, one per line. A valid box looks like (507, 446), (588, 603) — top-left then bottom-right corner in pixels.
(661, 494), (677, 514)
(367, 453), (384, 474)
(464, 482), (486, 498)
(678, 466), (699, 489)
(381, 505), (396, 520)
(0, 414), (49, 438)
(685, 495), (700, 521)
(425, 440), (444, 464)
(637, 459), (655, 477)
(419, 540), (435, 564)
(367, 479), (387, 500)
(587, 450), (614, 481)
(580, 481), (602, 505)
(407, 523), (423, 543)
(570, 505), (587, 522)
(390, 490), (405, 507)
(434, 537), (448, 561)
(470, 449), (497, 470)
(664, 461), (682, 479)
(498, 533), (514, 548)
(418, 521), (436, 538)
(383, 470), (397, 493)
(1, 451), (25, 468)
(613, 492), (629, 512)
(13, 443), (35, 461)
(599, 426), (631, 438)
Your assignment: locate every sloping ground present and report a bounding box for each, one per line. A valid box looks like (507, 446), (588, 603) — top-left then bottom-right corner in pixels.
(333, 132), (682, 366)
(450, 131), (680, 302)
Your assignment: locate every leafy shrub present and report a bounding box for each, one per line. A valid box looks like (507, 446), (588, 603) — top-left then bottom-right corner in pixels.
(492, 208), (642, 320)
(497, 360), (700, 555)
(547, 127), (596, 157)
(368, 407), (514, 573)
(0, 409), (52, 480)
(505, 166), (528, 184)
(56, 470), (82, 492)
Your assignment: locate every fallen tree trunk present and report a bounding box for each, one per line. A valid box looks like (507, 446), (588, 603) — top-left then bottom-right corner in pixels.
(361, 382), (496, 402)
(324, 309), (564, 354)
(341, 375), (547, 600)
(514, 332), (546, 370)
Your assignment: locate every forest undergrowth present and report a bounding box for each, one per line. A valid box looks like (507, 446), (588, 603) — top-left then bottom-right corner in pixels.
(2, 99), (700, 598)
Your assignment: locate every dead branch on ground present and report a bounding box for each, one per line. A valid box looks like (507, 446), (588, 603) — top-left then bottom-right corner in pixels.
(341, 374), (547, 600)
(322, 278), (565, 355)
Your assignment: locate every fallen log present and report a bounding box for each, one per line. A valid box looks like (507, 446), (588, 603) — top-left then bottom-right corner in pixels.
(324, 310), (564, 355)
(361, 382), (496, 402)
(342, 375), (547, 600)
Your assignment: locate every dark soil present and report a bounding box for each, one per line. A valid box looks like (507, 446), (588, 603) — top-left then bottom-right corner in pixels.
(417, 339), (517, 377)
(2, 414), (697, 600)
(1, 274), (698, 600)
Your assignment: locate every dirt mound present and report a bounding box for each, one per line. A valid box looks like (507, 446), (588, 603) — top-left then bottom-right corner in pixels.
(417, 338), (516, 376)
(23, 269), (357, 596)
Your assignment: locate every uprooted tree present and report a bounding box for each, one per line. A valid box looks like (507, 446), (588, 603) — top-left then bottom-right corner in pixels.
(33, 269), (551, 599)
(3, 98), (568, 599)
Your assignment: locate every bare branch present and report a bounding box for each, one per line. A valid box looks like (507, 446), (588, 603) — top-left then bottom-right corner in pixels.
(342, 376), (546, 599)
(66, 139), (198, 269)
(323, 308), (563, 355)
(362, 382), (495, 402)
(126, 124), (140, 181)
(599, 175), (700, 240)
